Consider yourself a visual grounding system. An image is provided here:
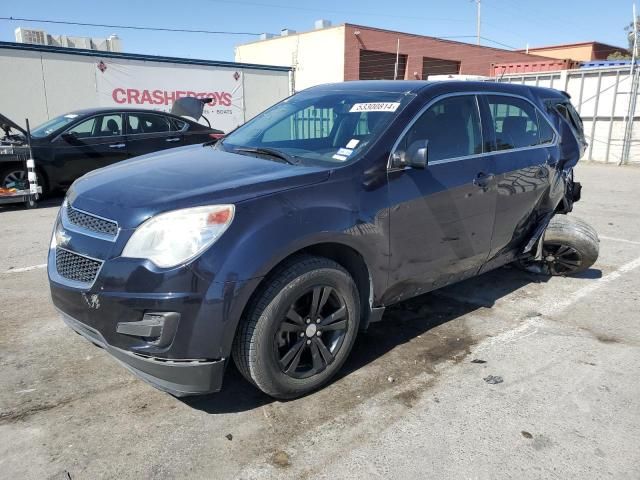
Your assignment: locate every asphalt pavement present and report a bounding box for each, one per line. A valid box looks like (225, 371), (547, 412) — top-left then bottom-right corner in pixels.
(0, 163), (639, 479)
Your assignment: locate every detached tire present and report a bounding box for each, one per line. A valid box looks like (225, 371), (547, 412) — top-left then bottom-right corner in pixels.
(520, 215), (599, 276)
(233, 255), (360, 399)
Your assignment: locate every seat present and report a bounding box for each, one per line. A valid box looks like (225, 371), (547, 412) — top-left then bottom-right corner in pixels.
(501, 116), (532, 148)
(426, 112), (471, 161)
(105, 118), (120, 135)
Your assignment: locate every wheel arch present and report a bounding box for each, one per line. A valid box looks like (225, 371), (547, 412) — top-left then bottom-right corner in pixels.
(227, 241), (377, 354)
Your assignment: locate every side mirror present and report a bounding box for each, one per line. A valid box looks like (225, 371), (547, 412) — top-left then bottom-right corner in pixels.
(61, 131), (78, 142)
(391, 140), (428, 169)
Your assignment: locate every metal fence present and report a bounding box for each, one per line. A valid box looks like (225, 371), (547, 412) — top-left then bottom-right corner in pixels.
(496, 66), (640, 165)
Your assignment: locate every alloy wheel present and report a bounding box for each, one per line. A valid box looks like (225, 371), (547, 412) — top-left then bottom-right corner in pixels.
(274, 286), (349, 379)
(3, 170), (27, 188)
(541, 242), (583, 275)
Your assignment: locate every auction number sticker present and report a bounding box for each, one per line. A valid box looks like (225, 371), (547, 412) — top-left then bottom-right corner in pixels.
(349, 102), (400, 113)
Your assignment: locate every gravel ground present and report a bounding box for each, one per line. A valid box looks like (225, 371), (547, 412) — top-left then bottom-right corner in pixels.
(0, 163), (639, 479)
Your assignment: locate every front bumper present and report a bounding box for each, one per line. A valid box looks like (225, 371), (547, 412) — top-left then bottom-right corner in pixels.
(60, 309), (225, 396)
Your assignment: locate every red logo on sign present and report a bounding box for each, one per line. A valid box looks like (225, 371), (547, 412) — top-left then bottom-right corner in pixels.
(111, 88), (232, 107)
(97, 61), (107, 73)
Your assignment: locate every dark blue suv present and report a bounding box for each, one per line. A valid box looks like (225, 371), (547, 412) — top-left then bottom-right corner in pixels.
(48, 81), (597, 399)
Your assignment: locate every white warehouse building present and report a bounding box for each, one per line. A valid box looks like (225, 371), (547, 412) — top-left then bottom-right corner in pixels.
(0, 41), (293, 133)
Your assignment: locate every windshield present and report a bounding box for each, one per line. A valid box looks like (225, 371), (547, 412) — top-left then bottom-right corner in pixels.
(31, 113), (81, 138)
(219, 89), (414, 163)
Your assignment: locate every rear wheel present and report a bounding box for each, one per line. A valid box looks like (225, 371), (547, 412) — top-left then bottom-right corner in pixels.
(233, 255), (360, 399)
(519, 215), (599, 276)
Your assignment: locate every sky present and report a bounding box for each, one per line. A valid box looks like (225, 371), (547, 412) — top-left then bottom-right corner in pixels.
(0, 0), (635, 62)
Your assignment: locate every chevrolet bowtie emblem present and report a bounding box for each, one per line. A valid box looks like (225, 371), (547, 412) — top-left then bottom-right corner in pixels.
(56, 227), (71, 247)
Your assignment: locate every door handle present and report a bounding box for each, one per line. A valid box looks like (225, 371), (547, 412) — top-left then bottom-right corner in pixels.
(473, 172), (495, 188)
(165, 137), (181, 143)
(109, 143), (126, 149)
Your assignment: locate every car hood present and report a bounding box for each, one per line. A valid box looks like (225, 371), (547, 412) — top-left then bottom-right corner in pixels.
(68, 144), (331, 229)
(0, 112), (28, 137)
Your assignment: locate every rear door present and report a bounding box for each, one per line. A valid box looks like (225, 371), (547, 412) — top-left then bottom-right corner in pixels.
(125, 112), (184, 158)
(386, 94), (497, 302)
(479, 94), (557, 268)
(174, 118), (212, 146)
(52, 113), (127, 184)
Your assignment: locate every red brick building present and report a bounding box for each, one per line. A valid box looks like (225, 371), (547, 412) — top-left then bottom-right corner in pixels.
(343, 24), (554, 80)
(236, 22), (557, 90)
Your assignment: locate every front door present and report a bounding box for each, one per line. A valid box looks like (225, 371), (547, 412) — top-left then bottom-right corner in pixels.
(385, 94), (497, 304)
(52, 113), (127, 185)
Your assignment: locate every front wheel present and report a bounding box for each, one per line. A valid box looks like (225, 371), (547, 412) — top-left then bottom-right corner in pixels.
(233, 255), (360, 399)
(518, 215), (599, 276)
(0, 166), (47, 197)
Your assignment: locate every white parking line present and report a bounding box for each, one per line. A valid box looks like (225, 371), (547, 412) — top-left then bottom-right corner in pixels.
(4, 263), (47, 274)
(600, 235), (640, 246)
(540, 255), (640, 317)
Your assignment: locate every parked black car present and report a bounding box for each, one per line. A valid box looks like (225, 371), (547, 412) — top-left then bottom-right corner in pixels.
(48, 81), (598, 399)
(0, 106), (224, 193)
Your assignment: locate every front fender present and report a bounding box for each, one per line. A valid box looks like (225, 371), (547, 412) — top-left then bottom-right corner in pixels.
(195, 179), (390, 356)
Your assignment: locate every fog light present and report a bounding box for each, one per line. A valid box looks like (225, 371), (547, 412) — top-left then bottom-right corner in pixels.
(117, 312), (179, 347)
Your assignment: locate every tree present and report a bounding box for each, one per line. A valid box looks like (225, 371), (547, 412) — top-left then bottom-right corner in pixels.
(608, 51), (632, 60)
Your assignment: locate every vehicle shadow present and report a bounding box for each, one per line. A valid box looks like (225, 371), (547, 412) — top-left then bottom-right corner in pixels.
(183, 265), (600, 415)
(0, 194), (64, 212)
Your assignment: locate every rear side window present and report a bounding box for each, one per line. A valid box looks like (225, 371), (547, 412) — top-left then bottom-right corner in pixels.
(553, 101), (584, 137)
(400, 95), (483, 162)
(487, 95), (544, 150)
(537, 110), (555, 144)
(127, 113), (172, 134)
(171, 118), (187, 131)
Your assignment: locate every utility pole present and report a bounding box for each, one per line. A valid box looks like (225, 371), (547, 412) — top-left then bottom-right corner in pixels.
(621, 2), (638, 165)
(476, 0), (481, 45)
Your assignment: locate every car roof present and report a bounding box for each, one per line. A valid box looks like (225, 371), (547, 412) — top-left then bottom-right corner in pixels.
(306, 80), (562, 98)
(63, 107), (186, 117)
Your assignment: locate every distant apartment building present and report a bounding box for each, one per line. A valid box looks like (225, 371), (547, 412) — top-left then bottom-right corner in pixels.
(15, 27), (122, 52)
(235, 21), (553, 90)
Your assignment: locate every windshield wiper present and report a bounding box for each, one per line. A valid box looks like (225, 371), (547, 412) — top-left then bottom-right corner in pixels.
(233, 146), (298, 165)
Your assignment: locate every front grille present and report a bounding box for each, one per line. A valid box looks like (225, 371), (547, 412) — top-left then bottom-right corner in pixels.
(55, 248), (103, 284)
(66, 205), (118, 237)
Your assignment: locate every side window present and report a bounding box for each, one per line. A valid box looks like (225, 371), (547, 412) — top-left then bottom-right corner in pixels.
(127, 113), (172, 134)
(400, 95), (482, 162)
(66, 118), (96, 138)
(553, 101), (584, 137)
(171, 118), (187, 131)
(537, 110), (555, 145)
(97, 114), (123, 136)
(487, 95), (542, 150)
(65, 115), (123, 138)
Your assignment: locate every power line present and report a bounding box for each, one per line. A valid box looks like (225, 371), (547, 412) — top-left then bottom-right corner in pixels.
(0, 16), (261, 36)
(480, 36), (517, 50)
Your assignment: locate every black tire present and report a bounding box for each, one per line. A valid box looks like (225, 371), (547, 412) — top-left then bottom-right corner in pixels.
(0, 165), (47, 197)
(519, 215), (599, 276)
(232, 255), (360, 399)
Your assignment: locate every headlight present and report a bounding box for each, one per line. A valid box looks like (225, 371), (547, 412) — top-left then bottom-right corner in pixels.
(122, 205), (235, 268)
